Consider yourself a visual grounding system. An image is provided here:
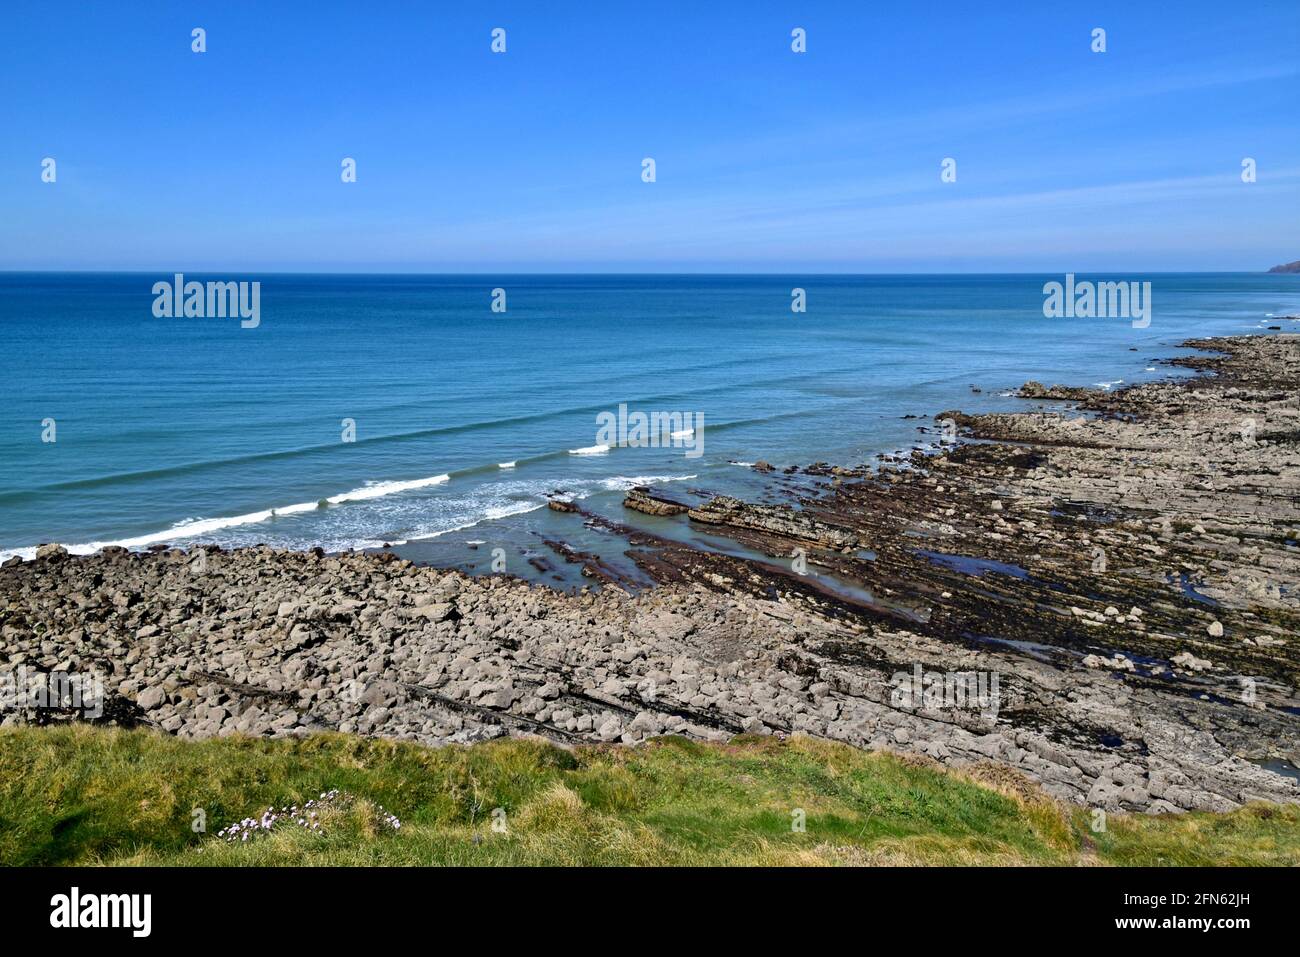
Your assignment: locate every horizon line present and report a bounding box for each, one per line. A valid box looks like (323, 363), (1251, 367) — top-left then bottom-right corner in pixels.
(0, 268), (1290, 277)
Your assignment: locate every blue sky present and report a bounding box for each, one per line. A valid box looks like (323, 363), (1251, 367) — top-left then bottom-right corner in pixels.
(1, 1), (1297, 272)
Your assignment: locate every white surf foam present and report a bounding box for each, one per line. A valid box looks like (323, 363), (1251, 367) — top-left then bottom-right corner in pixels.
(0, 471), (700, 563)
(401, 474), (696, 543)
(406, 501), (548, 541)
(324, 474), (449, 503)
(569, 444), (611, 455)
(0, 472), (451, 562)
(599, 474), (696, 491)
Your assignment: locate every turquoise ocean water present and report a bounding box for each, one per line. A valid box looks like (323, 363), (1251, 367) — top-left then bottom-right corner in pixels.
(1, 273), (1295, 582)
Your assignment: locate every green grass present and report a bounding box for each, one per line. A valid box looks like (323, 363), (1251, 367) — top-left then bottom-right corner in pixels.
(1, 725), (1296, 866)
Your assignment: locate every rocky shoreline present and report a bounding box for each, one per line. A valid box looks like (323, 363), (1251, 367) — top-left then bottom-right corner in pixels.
(2, 334), (1298, 815)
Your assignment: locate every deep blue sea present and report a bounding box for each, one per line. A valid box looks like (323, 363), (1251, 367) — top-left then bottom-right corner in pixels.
(1, 273), (1296, 583)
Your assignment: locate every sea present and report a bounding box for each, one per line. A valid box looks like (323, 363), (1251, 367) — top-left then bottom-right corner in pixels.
(1, 273), (1295, 586)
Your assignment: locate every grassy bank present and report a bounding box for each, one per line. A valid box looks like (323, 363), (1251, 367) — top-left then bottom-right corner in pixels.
(1, 725), (1295, 866)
